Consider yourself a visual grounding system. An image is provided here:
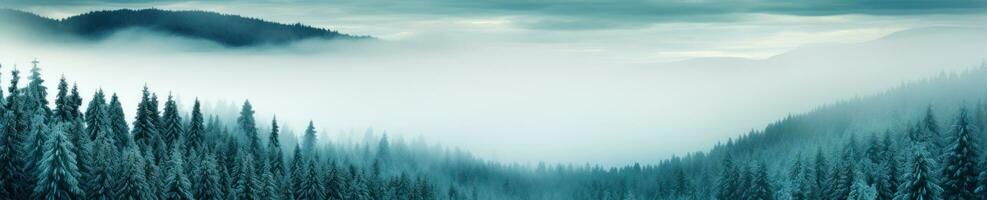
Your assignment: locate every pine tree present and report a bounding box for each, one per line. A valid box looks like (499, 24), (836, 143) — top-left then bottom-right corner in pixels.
(238, 100), (261, 160)
(878, 133), (900, 200)
(115, 147), (155, 200)
(132, 86), (159, 151)
(747, 161), (774, 200)
(53, 77), (71, 122)
(849, 174), (878, 200)
(790, 154), (811, 200)
(290, 144), (305, 199)
(918, 106), (942, 152)
(233, 151), (261, 200)
(894, 151), (942, 200)
(108, 93), (130, 148)
(160, 94), (183, 149)
(813, 149), (830, 200)
(186, 99), (205, 152)
(0, 67), (29, 199)
(195, 154), (225, 200)
(672, 165), (690, 198)
(84, 90), (111, 142)
(303, 121), (317, 156)
(377, 133), (390, 167)
(299, 159), (325, 200)
(86, 132), (117, 200)
(716, 152), (739, 200)
(24, 63), (50, 118)
(260, 162), (280, 199)
(143, 148), (164, 199)
(162, 146), (194, 200)
(25, 110), (50, 195)
(267, 117), (284, 176)
(941, 108), (979, 200)
(833, 143), (858, 200)
(32, 122), (84, 200)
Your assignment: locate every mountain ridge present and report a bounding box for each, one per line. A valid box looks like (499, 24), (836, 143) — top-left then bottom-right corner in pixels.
(0, 8), (370, 47)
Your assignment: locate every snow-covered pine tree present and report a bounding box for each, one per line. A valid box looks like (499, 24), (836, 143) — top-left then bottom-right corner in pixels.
(160, 94), (183, 149)
(877, 133), (900, 200)
(195, 153), (225, 200)
(32, 122), (84, 200)
(833, 142), (859, 200)
(84, 90), (110, 141)
(716, 152), (739, 200)
(233, 150), (262, 200)
(86, 132), (117, 200)
(25, 110), (50, 195)
(162, 145), (193, 200)
(237, 100), (261, 161)
(300, 158), (325, 200)
(747, 161), (774, 200)
(941, 108), (979, 200)
(115, 146), (155, 200)
(0, 67), (26, 199)
(107, 93), (130, 148)
(185, 99), (205, 152)
(290, 144), (305, 199)
(813, 149), (830, 200)
(260, 162), (280, 199)
(789, 154), (811, 200)
(267, 117), (284, 176)
(848, 173), (878, 200)
(132, 86), (159, 151)
(52, 77), (71, 122)
(303, 121), (317, 156)
(143, 147), (164, 199)
(894, 150), (942, 200)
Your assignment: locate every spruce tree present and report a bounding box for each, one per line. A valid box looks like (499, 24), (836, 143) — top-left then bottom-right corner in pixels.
(0, 67), (27, 199)
(24, 63), (50, 119)
(86, 132), (117, 200)
(108, 93), (130, 148)
(260, 162), (280, 199)
(238, 100), (261, 160)
(53, 77), (71, 122)
(290, 144), (305, 199)
(813, 149), (830, 200)
(32, 122), (84, 200)
(878, 133), (900, 200)
(233, 150), (261, 200)
(848, 174), (878, 200)
(25, 110), (50, 195)
(941, 108), (979, 200)
(132, 86), (159, 151)
(115, 147), (155, 200)
(300, 159), (325, 200)
(267, 117), (284, 176)
(895, 151), (942, 200)
(186, 99), (205, 152)
(195, 154), (225, 200)
(747, 161), (774, 200)
(160, 94), (183, 149)
(303, 121), (317, 155)
(84, 90), (111, 142)
(716, 152), (739, 200)
(833, 144), (858, 200)
(162, 146), (194, 200)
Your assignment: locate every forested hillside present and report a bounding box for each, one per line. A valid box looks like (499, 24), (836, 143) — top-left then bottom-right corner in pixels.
(1, 59), (987, 200)
(0, 9), (367, 47)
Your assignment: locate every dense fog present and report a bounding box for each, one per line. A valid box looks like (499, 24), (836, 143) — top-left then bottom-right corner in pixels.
(2, 10), (987, 166)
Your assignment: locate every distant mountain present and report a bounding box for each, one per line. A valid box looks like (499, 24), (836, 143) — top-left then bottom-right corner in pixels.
(0, 9), (369, 47)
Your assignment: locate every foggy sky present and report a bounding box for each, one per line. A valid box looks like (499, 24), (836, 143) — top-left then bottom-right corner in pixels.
(1, 2), (987, 165)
